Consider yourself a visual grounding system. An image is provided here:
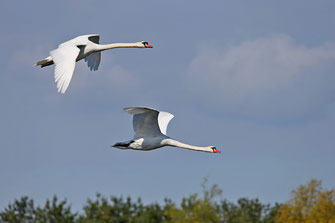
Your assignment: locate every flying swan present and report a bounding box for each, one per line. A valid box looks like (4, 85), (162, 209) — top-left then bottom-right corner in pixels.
(113, 107), (221, 153)
(35, 34), (153, 93)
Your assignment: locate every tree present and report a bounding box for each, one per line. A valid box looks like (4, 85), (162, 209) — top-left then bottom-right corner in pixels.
(78, 194), (137, 223)
(275, 179), (335, 223)
(78, 193), (164, 223)
(0, 181), (281, 223)
(0, 196), (76, 223)
(220, 198), (278, 223)
(135, 203), (164, 223)
(163, 180), (222, 223)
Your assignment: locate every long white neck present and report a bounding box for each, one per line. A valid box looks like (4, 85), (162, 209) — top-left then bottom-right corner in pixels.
(164, 139), (213, 153)
(97, 43), (142, 51)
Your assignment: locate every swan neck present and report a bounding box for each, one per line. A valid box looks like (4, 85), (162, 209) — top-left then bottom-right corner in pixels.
(166, 139), (212, 153)
(98, 43), (141, 51)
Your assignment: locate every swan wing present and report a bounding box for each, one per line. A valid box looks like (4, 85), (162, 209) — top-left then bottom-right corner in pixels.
(123, 107), (174, 137)
(60, 34), (98, 46)
(88, 35), (100, 44)
(123, 107), (162, 138)
(50, 44), (80, 94)
(157, 111), (174, 135)
(84, 51), (101, 71)
(83, 35), (101, 71)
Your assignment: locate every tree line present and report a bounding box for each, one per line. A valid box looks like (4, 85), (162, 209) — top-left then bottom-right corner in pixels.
(1, 179), (334, 223)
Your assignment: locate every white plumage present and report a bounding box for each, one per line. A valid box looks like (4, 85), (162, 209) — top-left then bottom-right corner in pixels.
(123, 107), (174, 138)
(36, 34), (153, 93)
(113, 107), (221, 153)
(50, 44), (79, 94)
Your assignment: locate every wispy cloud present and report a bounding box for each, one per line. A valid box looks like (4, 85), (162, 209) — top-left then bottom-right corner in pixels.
(187, 35), (335, 120)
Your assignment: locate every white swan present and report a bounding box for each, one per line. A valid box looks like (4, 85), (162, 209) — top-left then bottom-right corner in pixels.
(36, 34), (153, 93)
(113, 107), (221, 153)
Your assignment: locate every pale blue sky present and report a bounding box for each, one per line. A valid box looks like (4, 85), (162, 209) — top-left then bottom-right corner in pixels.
(1, 0), (335, 211)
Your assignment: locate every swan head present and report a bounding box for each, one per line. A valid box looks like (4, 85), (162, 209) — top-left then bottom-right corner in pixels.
(138, 41), (153, 48)
(210, 146), (221, 153)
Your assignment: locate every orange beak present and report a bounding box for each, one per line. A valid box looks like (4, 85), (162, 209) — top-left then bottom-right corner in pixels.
(213, 148), (221, 153)
(145, 43), (153, 48)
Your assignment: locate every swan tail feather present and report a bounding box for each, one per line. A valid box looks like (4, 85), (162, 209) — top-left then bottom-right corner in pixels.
(35, 56), (54, 67)
(112, 140), (135, 149)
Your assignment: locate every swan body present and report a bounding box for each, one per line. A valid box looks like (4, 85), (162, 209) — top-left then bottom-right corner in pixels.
(36, 34), (153, 93)
(113, 107), (221, 153)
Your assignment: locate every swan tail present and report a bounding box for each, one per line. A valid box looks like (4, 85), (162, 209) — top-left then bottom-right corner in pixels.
(112, 140), (135, 149)
(35, 56), (54, 67)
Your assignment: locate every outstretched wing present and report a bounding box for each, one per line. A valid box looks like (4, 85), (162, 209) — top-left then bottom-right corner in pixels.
(85, 34), (101, 71)
(123, 107), (174, 138)
(123, 107), (161, 138)
(50, 45), (80, 94)
(85, 52), (101, 71)
(157, 111), (174, 135)
(88, 35), (100, 44)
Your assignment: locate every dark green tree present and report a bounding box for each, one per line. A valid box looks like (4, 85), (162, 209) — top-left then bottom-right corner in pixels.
(134, 203), (164, 223)
(220, 198), (278, 223)
(1, 182), (282, 223)
(0, 196), (77, 223)
(78, 193), (164, 223)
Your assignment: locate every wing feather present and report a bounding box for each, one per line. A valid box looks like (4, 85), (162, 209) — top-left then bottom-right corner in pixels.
(123, 107), (174, 138)
(84, 52), (101, 71)
(50, 45), (80, 94)
(88, 35), (100, 44)
(157, 111), (174, 135)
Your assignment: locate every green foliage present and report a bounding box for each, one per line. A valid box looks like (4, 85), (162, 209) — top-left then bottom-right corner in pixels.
(0, 196), (76, 223)
(78, 193), (164, 223)
(163, 181), (221, 223)
(164, 193), (220, 223)
(220, 198), (278, 223)
(0, 181), (283, 223)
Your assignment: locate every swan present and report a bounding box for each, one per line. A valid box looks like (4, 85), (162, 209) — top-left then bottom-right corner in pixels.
(113, 107), (221, 153)
(35, 34), (153, 93)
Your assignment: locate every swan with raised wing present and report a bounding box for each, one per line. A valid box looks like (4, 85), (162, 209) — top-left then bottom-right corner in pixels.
(113, 107), (221, 153)
(36, 34), (153, 93)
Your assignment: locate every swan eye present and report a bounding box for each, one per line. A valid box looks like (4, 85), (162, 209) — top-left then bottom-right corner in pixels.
(142, 42), (153, 48)
(211, 147), (221, 153)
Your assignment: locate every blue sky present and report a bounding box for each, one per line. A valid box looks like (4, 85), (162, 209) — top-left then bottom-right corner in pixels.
(1, 0), (335, 211)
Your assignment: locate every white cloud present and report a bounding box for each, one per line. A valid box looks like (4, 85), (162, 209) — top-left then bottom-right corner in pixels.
(187, 35), (335, 120)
